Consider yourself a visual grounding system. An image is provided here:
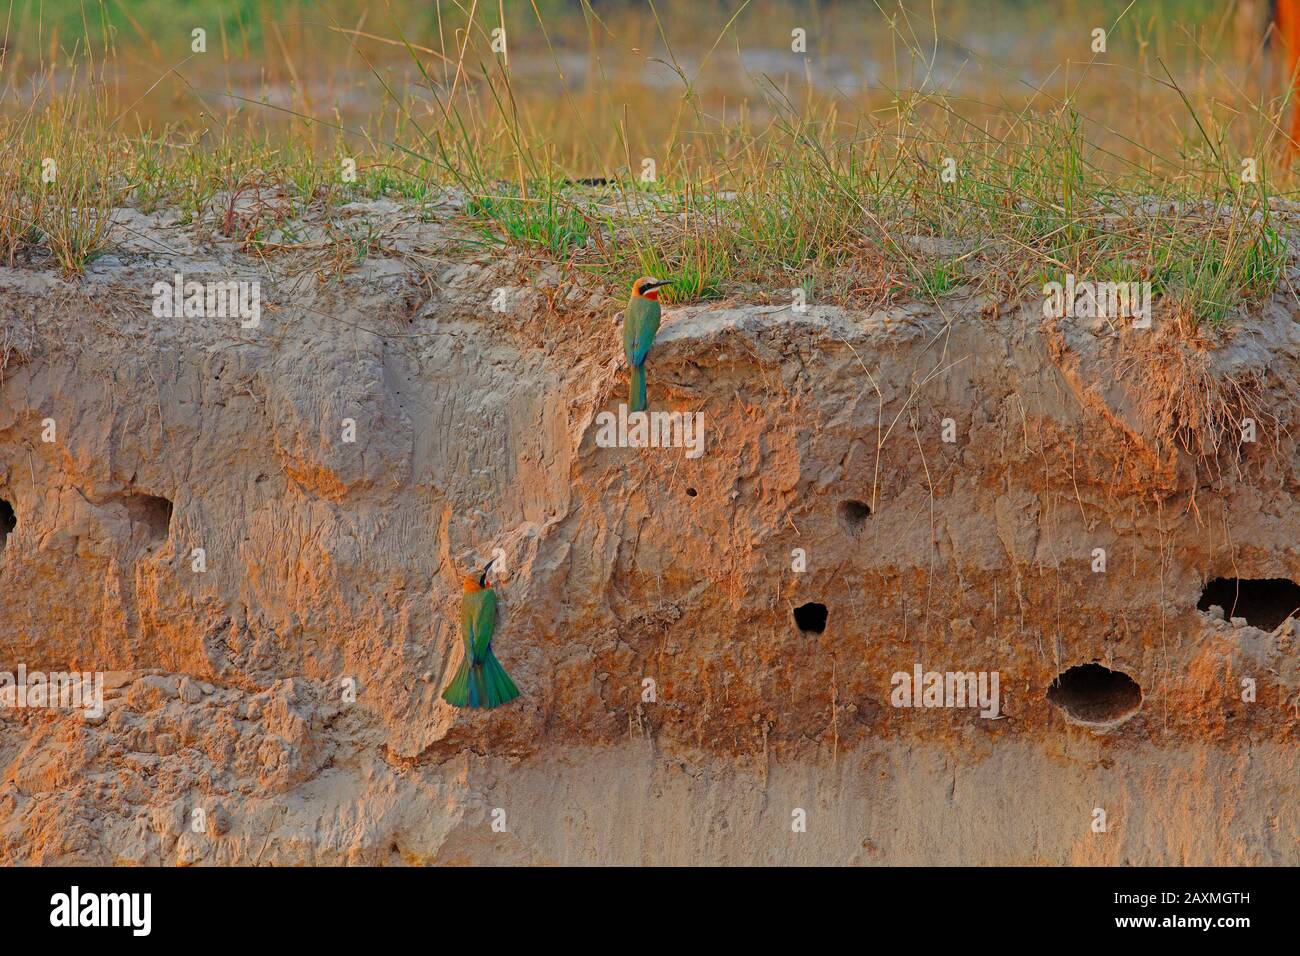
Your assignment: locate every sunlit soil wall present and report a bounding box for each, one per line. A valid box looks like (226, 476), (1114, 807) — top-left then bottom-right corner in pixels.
(0, 204), (1295, 864)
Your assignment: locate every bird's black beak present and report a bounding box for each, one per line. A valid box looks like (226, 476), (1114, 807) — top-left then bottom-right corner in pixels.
(479, 557), (497, 587)
(644, 279), (675, 292)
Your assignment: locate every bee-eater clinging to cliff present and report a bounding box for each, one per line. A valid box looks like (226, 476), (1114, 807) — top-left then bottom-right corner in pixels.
(441, 558), (520, 709)
(623, 277), (673, 413)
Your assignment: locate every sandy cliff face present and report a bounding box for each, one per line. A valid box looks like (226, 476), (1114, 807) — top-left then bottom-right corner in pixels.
(0, 202), (1295, 864)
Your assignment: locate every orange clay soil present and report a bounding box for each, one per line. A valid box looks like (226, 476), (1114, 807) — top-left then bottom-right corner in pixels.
(0, 201), (1295, 864)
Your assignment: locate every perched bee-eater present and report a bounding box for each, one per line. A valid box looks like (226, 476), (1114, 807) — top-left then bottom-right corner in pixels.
(622, 276), (673, 413)
(441, 558), (520, 709)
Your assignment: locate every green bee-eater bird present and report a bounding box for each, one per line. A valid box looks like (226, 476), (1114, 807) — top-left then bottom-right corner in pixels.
(441, 558), (520, 709)
(622, 276), (673, 412)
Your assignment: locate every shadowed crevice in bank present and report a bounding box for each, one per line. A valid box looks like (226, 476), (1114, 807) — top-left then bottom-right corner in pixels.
(1197, 577), (1300, 631)
(0, 499), (14, 552)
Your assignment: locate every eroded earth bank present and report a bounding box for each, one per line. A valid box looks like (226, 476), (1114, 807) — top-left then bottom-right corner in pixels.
(0, 201), (1295, 864)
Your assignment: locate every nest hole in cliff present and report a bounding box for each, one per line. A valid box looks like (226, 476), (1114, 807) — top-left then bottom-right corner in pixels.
(1046, 664), (1142, 725)
(125, 494), (173, 544)
(793, 602), (828, 635)
(1196, 577), (1300, 632)
(686, 486), (698, 498)
(838, 499), (871, 535)
(0, 499), (14, 552)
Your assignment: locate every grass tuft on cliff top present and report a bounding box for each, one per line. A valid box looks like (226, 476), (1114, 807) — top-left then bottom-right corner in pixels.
(0, 0), (1295, 330)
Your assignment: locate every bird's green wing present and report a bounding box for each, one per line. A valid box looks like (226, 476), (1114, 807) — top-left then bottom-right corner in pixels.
(460, 598), (477, 657)
(468, 588), (497, 662)
(624, 297), (662, 366)
(622, 305), (636, 358)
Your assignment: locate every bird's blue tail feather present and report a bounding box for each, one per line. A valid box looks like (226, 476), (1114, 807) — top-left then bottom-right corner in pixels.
(629, 364), (647, 413)
(442, 652), (520, 709)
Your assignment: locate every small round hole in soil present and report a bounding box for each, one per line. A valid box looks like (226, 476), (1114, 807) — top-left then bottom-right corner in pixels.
(686, 487), (697, 497)
(1046, 664), (1142, 725)
(793, 602), (827, 634)
(838, 499), (871, 534)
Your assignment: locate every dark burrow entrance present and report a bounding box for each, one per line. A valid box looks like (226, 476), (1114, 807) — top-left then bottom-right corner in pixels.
(1046, 664), (1142, 724)
(0, 499), (14, 552)
(123, 494), (173, 544)
(838, 499), (871, 535)
(1196, 577), (1300, 631)
(793, 602), (828, 634)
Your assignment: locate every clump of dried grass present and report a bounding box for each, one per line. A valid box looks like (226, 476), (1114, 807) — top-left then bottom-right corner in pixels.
(1120, 324), (1277, 476)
